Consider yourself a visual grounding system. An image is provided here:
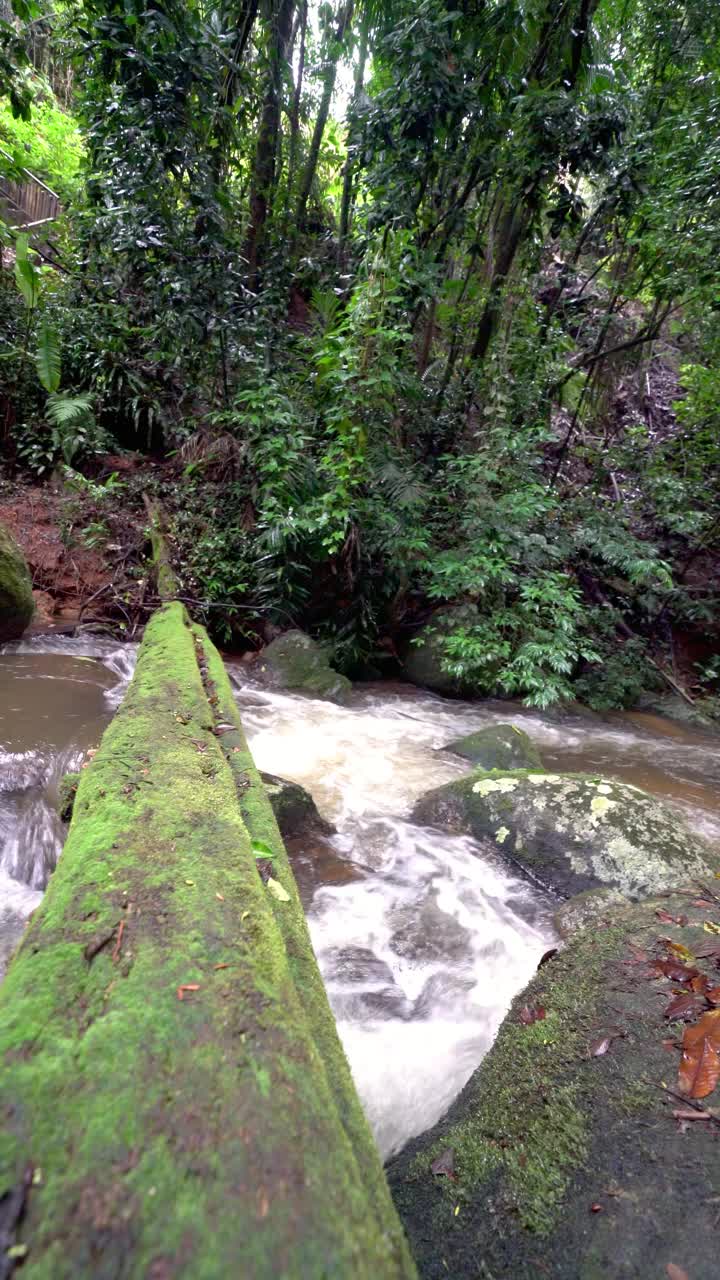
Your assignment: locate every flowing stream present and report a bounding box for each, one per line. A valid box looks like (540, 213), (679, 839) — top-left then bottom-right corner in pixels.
(2, 634), (720, 1159)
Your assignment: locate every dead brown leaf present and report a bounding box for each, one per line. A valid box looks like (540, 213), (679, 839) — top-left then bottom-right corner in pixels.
(678, 1009), (720, 1099)
(519, 1004), (546, 1025)
(177, 983), (201, 1001)
(665, 993), (703, 1022)
(666, 1264), (690, 1280)
(431, 1148), (456, 1180)
(651, 959), (700, 984)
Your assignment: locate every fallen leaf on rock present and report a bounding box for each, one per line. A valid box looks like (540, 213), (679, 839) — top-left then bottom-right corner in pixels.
(678, 1009), (720, 1098)
(690, 975), (710, 995)
(707, 986), (720, 1005)
(652, 959), (700, 984)
(666, 1264), (690, 1280)
(589, 1203), (603, 1214)
(665, 941), (694, 963)
(694, 942), (720, 960)
(431, 1148), (456, 1180)
(537, 948), (558, 969)
(519, 1004), (546, 1025)
(177, 984), (201, 1001)
(704, 921), (720, 934)
(589, 1029), (625, 1058)
(266, 878), (290, 903)
(627, 944), (648, 964)
(665, 994), (703, 1021)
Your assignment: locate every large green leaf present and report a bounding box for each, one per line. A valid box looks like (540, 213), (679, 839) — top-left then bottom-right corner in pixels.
(14, 234), (39, 308)
(35, 321), (61, 393)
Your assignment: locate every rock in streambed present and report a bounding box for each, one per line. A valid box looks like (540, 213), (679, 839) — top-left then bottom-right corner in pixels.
(412, 769), (716, 900)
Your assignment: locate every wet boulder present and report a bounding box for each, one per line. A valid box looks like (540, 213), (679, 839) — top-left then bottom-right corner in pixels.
(0, 522), (34, 642)
(389, 891), (720, 1280)
(260, 772), (335, 839)
(402, 606), (482, 697)
(58, 771), (80, 824)
(444, 724), (543, 771)
(412, 769), (715, 900)
(256, 630), (352, 704)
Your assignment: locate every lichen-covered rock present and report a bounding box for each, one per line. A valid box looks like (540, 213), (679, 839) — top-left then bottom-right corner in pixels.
(260, 771), (335, 838)
(412, 769), (715, 900)
(0, 521), (34, 642)
(444, 723), (543, 771)
(389, 891), (720, 1279)
(554, 886), (628, 939)
(257, 629), (352, 703)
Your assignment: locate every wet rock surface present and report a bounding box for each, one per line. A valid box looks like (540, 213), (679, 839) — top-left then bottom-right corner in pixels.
(413, 769), (716, 900)
(444, 723), (543, 771)
(254, 630), (352, 704)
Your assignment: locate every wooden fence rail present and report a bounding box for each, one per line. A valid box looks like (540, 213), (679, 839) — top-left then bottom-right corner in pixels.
(0, 145), (60, 230)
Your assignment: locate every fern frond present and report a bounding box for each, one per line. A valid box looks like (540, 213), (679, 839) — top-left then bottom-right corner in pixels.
(46, 393), (94, 426)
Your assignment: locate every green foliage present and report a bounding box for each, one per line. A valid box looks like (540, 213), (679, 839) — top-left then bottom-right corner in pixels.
(0, 78), (83, 196)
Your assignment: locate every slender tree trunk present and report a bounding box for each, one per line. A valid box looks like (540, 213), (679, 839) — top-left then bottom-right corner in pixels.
(246, 0), (295, 287)
(285, 0), (308, 217)
(296, 0), (354, 230)
(469, 0), (600, 367)
(338, 11), (368, 258)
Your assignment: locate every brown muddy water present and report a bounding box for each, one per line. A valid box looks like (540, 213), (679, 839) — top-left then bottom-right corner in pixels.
(2, 634), (719, 1159)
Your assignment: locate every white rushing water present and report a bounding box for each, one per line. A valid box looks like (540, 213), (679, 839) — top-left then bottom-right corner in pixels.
(3, 636), (720, 1158)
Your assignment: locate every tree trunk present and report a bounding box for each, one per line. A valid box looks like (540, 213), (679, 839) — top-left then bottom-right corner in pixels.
(245, 0), (296, 287)
(0, 602), (417, 1279)
(285, 0), (308, 213)
(295, 0), (354, 230)
(338, 11), (368, 258)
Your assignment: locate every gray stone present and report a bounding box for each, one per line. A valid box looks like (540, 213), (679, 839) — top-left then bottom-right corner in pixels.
(256, 630), (352, 704)
(403, 606), (481, 696)
(445, 723), (543, 771)
(260, 771), (335, 839)
(412, 768), (716, 900)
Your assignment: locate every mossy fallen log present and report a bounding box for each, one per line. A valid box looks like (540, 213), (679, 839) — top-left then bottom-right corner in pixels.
(0, 602), (416, 1279)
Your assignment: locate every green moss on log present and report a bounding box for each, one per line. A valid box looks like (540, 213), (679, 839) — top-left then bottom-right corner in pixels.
(0, 603), (416, 1279)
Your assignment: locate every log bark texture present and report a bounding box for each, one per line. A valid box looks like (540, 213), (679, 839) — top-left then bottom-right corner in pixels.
(0, 602), (416, 1279)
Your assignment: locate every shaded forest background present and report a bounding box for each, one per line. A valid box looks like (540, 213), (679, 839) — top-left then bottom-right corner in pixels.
(1, 0), (720, 710)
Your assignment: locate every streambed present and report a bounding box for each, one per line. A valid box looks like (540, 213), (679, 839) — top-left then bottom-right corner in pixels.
(2, 633), (719, 1158)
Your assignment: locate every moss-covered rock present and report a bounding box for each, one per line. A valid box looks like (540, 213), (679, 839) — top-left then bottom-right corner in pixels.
(389, 890), (720, 1279)
(57, 771), (80, 823)
(444, 723), (543, 771)
(260, 771), (335, 839)
(554, 886), (628, 939)
(257, 629), (352, 703)
(0, 603), (415, 1278)
(412, 769), (715, 900)
(0, 521), (34, 642)
(402, 606), (480, 696)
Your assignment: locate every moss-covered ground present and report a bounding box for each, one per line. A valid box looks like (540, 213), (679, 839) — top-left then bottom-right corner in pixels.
(0, 603), (416, 1279)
